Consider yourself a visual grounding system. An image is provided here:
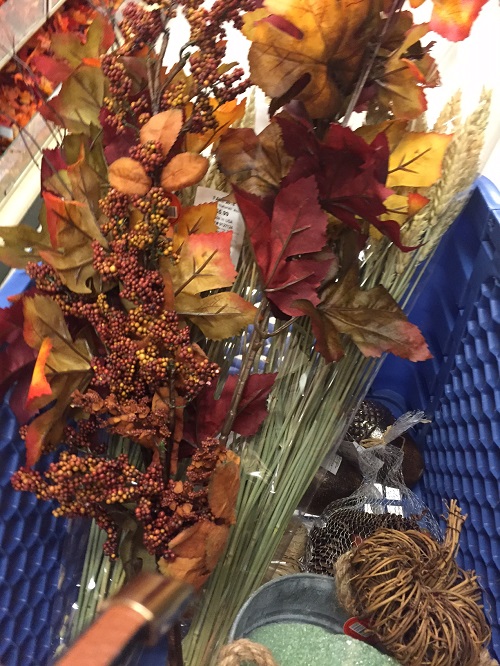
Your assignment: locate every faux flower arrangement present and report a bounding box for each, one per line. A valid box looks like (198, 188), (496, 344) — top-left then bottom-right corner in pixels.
(0, 0), (491, 662)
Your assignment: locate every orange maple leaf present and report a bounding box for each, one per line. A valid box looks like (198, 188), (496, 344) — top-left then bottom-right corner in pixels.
(163, 231), (236, 297)
(411, 0), (487, 41)
(26, 337), (53, 407)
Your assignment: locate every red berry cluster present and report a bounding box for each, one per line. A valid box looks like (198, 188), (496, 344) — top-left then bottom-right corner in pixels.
(92, 239), (164, 306)
(129, 141), (165, 175)
(12, 453), (144, 558)
(12, 438), (228, 560)
(26, 262), (64, 295)
(102, 55), (132, 98)
(85, 299), (218, 403)
(101, 186), (179, 257)
(100, 188), (130, 222)
(62, 417), (105, 455)
(135, 438), (224, 558)
(176, 0), (258, 122)
(120, 3), (164, 53)
(102, 53), (132, 136)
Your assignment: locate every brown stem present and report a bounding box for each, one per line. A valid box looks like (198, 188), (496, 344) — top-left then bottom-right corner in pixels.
(219, 299), (270, 444)
(167, 622), (184, 666)
(159, 42), (195, 100)
(151, 35), (169, 115)
(163, 367), (178, 486)
(342, 0), (405, 127)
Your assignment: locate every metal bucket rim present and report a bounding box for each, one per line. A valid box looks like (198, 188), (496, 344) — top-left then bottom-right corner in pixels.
(228, 573), (342, 642)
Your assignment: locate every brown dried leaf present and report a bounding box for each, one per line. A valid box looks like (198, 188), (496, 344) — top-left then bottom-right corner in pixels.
(208, 460), (240, 525)
(158, 555), (207, 589)
(167, 520), (213, 558)
(160, 153), (209, 191)
(205, 524), (230, 570)
(139, 109), (184, 157)
(293, 265), (431, 363)
(217, 123), (294, 197)
(108, 157), (152, 196)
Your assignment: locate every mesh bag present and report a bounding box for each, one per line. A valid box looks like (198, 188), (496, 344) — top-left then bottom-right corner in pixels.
(305, 442), (441, 576)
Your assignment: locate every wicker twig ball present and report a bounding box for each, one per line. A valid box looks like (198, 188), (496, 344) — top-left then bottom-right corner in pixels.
(335, 501), (491, 666)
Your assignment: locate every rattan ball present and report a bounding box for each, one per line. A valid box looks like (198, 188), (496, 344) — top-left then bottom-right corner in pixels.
(335, 501), (491, 666)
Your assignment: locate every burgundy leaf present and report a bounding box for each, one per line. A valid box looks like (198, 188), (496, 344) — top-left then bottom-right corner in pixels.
(234, 176), (333, 317)
(196, 372), (277, 442)
(275, 115), (414, 251)
(231, 372), (277, 436)
(41, 147), (68, 187)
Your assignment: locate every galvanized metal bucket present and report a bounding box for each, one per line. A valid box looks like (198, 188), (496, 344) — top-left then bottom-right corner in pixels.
(228, 573), (349, 641)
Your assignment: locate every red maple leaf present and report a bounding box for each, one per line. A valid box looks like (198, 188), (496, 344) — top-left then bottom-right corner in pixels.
(276, 114), (415, 250)
(0, 299), (37, 424)
(234, 176), (333, 317)
(196, 372), (277, 443)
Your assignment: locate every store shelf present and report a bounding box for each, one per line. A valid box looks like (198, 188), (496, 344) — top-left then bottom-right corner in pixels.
(0, 0), (68, 72)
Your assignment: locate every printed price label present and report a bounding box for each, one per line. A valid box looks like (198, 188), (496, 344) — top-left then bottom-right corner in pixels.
(194, 186), (245, 266)
(322, 451), (342, 475)
(343, 617), (375, 644)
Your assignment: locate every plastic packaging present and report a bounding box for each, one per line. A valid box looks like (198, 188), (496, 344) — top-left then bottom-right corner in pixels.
(305, 444), (441, 576)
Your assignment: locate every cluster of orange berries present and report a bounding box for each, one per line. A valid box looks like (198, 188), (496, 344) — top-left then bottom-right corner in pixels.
(12, 453), (144, 557)
(129, 141), (165, 175)
(120, 3), (163, 53)
(12, 438), (225, 560)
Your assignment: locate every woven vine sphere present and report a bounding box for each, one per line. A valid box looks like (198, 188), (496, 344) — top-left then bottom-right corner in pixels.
(336, 520), (491, 666)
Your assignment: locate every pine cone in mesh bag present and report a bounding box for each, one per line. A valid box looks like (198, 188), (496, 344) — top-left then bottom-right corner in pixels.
(306, 508), (423, 576)
(299, 400), (424, 517)
(346, 399), (394, 442)
(347, 399), (424, 487)
(305, 444), (439, 577)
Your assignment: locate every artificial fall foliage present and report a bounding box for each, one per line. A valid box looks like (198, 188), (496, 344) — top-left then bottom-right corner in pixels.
(0, 0), (100, 153)
(0, 0), (487, 590)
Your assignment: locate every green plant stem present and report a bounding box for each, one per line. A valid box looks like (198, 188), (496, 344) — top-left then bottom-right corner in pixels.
(219, 298), (270, 444)
(184, 333), (380, 664)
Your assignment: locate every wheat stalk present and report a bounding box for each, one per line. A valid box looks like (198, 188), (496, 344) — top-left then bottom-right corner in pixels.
(374, 89), (491, 296)
(433, 90), (462, 133)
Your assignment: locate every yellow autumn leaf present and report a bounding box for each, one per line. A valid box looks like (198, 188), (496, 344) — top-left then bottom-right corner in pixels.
(372, 192), (429, 240)
(173, 203), (218, 251)
(387, 130), (452, 188)
(242, 0), (381, 119)
(175, 291), (256, 340)
(357, 122), (452, 189)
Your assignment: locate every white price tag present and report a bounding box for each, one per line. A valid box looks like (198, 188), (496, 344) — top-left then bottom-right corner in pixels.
(385, 486), (401, 500)
(322, 451), (342, 476)
(194, 186), (245, 266)
(387, 505), (404, 516)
